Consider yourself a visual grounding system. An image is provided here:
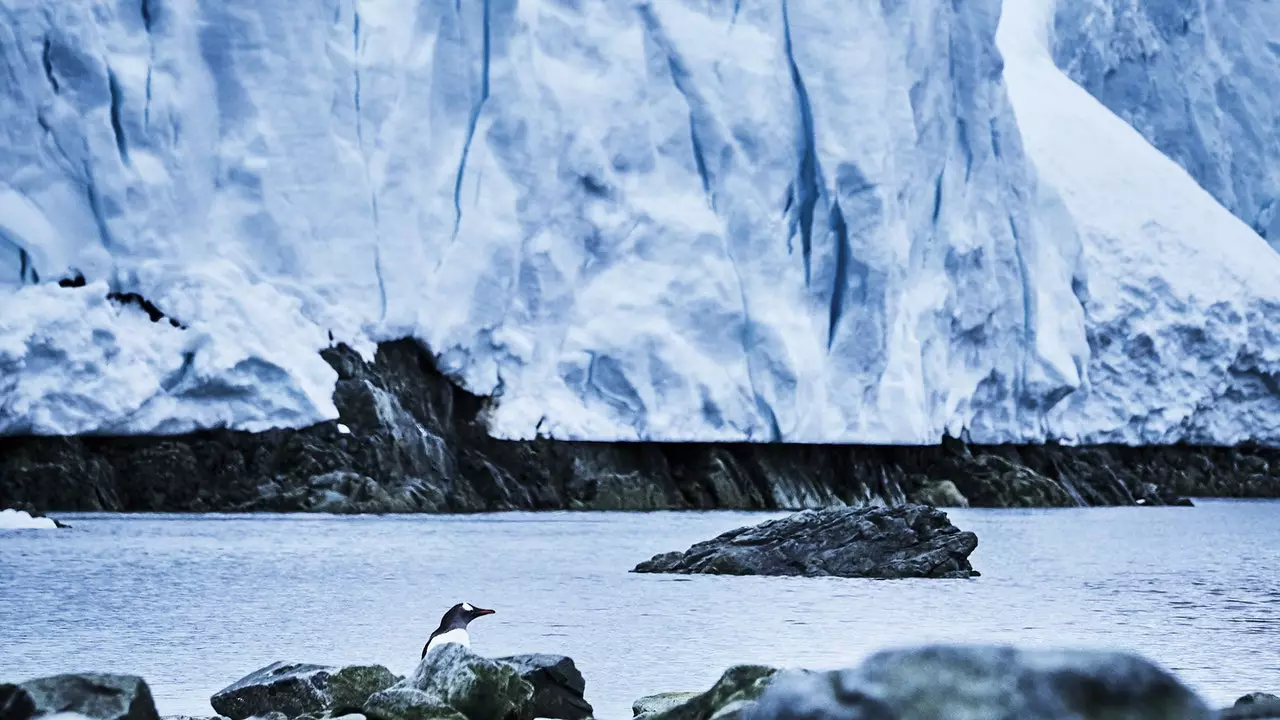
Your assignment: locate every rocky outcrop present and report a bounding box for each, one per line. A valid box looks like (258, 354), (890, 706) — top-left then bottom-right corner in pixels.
(633, 505), (979, 579)
(494, 655), (591, 720)
(363, 646), (531, 720)
(211, 664), (399, 720)
(0, 341), (1274, 515)
(634, 666), (778, 720)
(2, 674), (160, 720)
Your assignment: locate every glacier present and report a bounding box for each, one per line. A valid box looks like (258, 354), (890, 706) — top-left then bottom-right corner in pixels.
(0, 0), (1277, 444)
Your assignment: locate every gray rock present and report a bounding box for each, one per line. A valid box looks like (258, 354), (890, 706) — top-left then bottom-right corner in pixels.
(211, 663), (399, 720)
(363, 645), (532, 720)
(643, 666), (778, 720)
(632, 693), (698, 718)
(495, 655), (592, 720)
(7, 674), (159, 720)
(746, 645), (1213, 719)
(1223, 693), (1280, 719)
(632, 505), (978, 578)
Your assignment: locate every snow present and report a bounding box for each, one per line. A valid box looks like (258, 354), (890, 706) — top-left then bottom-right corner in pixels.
(0, 508), (58, 530)
(0, 0), (1277, 445)
(1052, 0), (1280, 250)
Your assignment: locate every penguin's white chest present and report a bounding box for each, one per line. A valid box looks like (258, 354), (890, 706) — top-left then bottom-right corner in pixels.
(426, 628), (470, 652)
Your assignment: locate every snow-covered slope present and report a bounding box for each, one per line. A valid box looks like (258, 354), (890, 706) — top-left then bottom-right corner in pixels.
(1053, 0), (1280, 249)
(0, 0), (1276, 444)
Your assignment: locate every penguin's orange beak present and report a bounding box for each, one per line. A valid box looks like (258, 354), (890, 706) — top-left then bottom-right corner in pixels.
(474, 607), (495, 616)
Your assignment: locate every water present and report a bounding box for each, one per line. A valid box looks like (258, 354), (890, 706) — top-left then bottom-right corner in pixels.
(2, 500), (1278, 718)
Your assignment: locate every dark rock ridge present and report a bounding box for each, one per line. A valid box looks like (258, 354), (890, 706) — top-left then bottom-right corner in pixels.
(632, 505), (978, 578)
(211, 663), (399, 720)
(643, 645), (1213, 719)
(1, 340), (1276, 513)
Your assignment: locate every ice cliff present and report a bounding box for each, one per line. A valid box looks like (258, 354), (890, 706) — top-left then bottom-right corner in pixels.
(1, 0), (1278, 444)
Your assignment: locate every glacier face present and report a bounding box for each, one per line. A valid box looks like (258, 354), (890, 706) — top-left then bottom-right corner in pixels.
(1053, 0), (1280, 248)
(0, 0), (1276, 444)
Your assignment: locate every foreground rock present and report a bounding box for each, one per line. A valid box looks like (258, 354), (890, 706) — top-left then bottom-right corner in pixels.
(495, 655), (592, 720)
(633, 505), (978, 578)
(2, 674), (159, 720)
(363, 645), (531, 720)
(211, 663), (399, 720)
(634, 666), (777, 720)
(748, 645), (1211, 719)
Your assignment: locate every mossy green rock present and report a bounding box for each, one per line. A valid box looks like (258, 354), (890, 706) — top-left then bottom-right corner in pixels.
(364, 645), (532, 720)
(632, 692), (698, 718)
(645, 666), (777, 720)
(211, 663), (399, 720)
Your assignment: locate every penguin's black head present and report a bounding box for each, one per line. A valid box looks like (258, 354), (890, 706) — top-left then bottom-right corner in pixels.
(444, 602), (495, 627)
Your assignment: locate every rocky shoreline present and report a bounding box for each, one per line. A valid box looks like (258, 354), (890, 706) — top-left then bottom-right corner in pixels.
(3, 643), (1276, 720)
(2, 341), (1278, 515)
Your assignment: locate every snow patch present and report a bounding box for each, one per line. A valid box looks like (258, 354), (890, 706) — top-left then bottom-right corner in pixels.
(0, 508), (58, 530)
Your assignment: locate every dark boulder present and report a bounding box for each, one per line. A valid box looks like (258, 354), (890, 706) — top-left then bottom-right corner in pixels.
(637, 666), (777, 720)
(211, 663), (399, 720)
(1, 684), (36, 720)
(495, 655), (591, 720)
(363, 645), (531, 720)
(632, 505), (978, 578)
(747, 645), (1212, 719)
(5, 674), (159, 720)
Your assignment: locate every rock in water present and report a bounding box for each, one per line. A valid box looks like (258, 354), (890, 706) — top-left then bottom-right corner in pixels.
(211, 663), (399, 720)
(4, 675), (159, 720)
(748, 645), (1212, 719)
(363, 645), (532, 720)
(1223, 693), (1280, 719)
(632, 505), (978, 578)
(637, 666), (777, 720)
(495, 655), (592, 720)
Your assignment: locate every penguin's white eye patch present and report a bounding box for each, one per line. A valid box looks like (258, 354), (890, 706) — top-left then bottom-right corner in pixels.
(462, 602), (474, 611)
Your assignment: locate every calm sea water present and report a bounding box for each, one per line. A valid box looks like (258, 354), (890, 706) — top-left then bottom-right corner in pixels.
(2, 501), (1278, 718)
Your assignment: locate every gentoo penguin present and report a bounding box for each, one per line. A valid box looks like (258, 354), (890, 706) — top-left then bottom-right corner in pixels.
(422, 602), (495, 657)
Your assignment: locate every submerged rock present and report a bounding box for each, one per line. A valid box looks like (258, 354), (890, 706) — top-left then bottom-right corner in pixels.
(211, 663), (399, 720)
(632, 505), (978, 578)
(363, 645), (531, 720)
(5, 674), (159, 720)
(495, 655), (591, 720)
(635, 666), (777, 720)
(749, 645), (1212, 719)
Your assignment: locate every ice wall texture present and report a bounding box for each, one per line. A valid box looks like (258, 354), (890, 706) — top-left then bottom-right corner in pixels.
(1053, 0), (1280, 248)
(0, 0), (1277, 444)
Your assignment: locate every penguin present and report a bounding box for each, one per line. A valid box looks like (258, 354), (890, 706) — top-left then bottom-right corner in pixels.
(422, 602), (496, 657)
